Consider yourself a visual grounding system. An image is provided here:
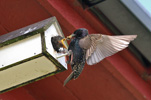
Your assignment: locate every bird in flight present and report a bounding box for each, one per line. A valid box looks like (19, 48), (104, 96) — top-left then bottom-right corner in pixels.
(60, 28), (137, 86)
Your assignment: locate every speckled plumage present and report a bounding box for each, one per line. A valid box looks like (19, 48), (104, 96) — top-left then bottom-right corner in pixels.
(64, 39), (86, 86)
(64, 28), (137, 85)
(68, 39), (86, 79)
(64, 29), (88, 86)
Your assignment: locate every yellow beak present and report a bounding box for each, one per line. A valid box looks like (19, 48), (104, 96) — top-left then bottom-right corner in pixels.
(59, 34), (75, 49)
(59, 38), (67, 49)
(66, 34), (75, 40)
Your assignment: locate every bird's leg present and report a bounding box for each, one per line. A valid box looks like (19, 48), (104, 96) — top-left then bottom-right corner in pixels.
(66, 50), (75, 65)
(67, 50), (73, 56)
(65, 50), (73, 64)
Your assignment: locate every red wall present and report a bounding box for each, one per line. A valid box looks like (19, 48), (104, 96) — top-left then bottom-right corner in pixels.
(0, 0), (151, 100)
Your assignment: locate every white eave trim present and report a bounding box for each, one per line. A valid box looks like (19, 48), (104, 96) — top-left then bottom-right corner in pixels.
(121, 0), (151, 32)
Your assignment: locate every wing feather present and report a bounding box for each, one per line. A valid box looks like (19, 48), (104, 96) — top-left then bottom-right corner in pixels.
(86, 34), (137, 65)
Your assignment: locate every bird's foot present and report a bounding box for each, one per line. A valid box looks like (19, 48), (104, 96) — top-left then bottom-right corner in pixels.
(67, 50), (73, 56)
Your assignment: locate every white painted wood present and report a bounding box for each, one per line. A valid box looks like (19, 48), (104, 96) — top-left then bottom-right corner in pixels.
(0, 18), (67, 92)
(0, 56), (57, 91)
(121, 0), (151, 31)
(44, 23), (67, 69)
(0, 34), (42, 68)
(45, 24), (58, 58)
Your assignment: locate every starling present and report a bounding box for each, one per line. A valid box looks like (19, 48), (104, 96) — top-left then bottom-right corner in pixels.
(63, 28), (137, 85)
(51, 36), (67, 53)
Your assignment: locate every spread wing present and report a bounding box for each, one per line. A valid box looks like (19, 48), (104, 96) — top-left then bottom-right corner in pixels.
(86, 34), (137, 65)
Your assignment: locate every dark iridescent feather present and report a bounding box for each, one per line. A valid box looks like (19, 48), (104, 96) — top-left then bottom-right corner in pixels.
(64, 28), (137, 85)
(64, 37), (86, 85)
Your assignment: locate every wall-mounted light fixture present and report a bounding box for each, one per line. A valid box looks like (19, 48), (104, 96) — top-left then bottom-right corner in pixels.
(0, 17), (67, 93)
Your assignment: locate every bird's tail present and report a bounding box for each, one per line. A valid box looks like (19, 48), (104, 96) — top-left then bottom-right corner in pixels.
(64, 71), (74, 86)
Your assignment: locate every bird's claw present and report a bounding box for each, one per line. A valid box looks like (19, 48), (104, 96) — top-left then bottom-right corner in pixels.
(67, 50), (73, 56)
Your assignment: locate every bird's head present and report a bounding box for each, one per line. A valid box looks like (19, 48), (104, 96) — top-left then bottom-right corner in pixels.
(73, 28), (88, 39)
(66, 28), (88, 39)
(59, 28), (88, 45)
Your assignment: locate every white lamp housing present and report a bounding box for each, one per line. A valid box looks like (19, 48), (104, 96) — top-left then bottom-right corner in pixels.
(0, 17), (68, 93)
